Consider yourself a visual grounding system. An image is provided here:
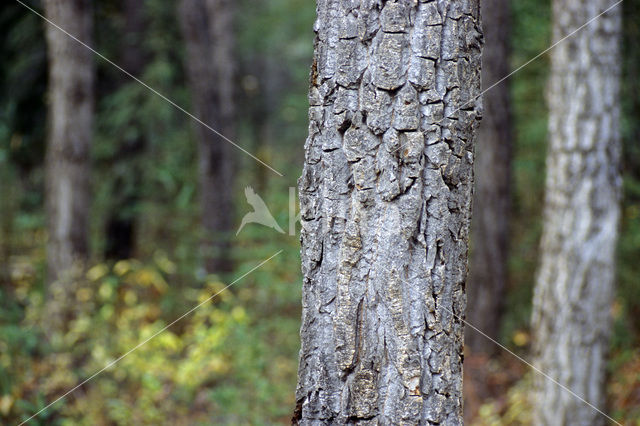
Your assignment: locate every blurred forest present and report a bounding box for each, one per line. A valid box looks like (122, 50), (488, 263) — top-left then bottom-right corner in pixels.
(0, 0), (639, 424)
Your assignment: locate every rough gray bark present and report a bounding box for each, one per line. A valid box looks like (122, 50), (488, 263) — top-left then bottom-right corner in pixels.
(294, 1), (483, 423)
(43, 0), (94, 330)
(465, 0), (512, 356)
(531, 1), (622, 425)
(178, 0), (235, 273)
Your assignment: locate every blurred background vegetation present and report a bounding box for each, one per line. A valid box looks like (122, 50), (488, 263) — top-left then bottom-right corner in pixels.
(0, 0), (638, 424)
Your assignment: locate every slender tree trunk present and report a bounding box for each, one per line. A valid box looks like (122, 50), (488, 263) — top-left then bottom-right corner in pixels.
(531, 1), (621, 425)
(0, 155), (13, 285)
(465, 0), (512, 356)
(244, 57), (283, 194)
(178, 0), (235, 274)
(104, 0), (147, 260)
(43, 0), (94, 331)
(294, 1), (482, 423)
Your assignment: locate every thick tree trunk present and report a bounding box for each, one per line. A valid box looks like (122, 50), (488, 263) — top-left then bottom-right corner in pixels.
(531, 1), (621, 425)
(178, 0), (235, 274)
(43, 0), (94, 331)
(294, 1), (482, 423)
(465, 0), (512, 356)
(104, 0), (147, 260)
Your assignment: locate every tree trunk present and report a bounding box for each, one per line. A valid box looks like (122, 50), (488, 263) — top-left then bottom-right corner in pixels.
(43, 0), (94, 331)
(104, 0), (147, 260)
(294, 1), (482, 423)
(178, 0), (235, 274)
(531, 1), (621, 425)
(0, 155), (14, 285)
(465, 0), (512, 356)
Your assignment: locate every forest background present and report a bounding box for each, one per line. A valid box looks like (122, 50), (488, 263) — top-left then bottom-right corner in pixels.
(0, 0), (639, 424)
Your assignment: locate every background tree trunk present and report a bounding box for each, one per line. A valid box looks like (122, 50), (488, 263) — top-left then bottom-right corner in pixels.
(178, 0), (235, 274)
(465, 0), (512, 356)
(531, 1), (622, 424)
(103, 0), (148, 261)
(43, 0), (94, 331)
(294, 1), (482, 423)
(0, 155), (14, 285)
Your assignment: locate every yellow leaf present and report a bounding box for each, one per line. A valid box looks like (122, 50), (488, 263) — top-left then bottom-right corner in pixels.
(209, 356), (228, 373)
(158, 332), (182, 352)
(135, 269), (155, 286)
(231, 306), (247, 322)
(154, 251), (177, 274)
(513, 330), (530, 347)
(0, 394), (13, 416)
(113, 260), (131, 276)
(99, 282), (113, 300)
(86, 264), (108, 281)
(76, 287), (92, 302)
(124, 290), (137, 305)
(134, 268), (168, 292)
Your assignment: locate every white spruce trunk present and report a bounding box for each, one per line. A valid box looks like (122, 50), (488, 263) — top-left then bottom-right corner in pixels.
(43, 0), (94, 331)
(294, 1), (482, 423)
(465, 0), (512, 356)
(531, 1), (622, 425)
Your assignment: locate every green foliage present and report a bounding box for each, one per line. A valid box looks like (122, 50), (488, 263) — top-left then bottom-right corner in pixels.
(1, 229), (301, 424)
(0, 2), (47, 172)
(500, 0), (551, 344)
(617, 0), (640, 342)
(235, 0), (315, 181)
(474, 374), (533, 426)
(1, 1), (307, 421)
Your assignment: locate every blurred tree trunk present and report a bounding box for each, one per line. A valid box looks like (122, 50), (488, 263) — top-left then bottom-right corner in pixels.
(43, 0), (94, 331)
(178, 0), (235, 273)
(531, 1), (621, 424)
(465, 0), (512, 356)
(0, 155), (13, 285)
(244, 57), (281, 194)
(294, 1), (482, 423)
(104, 0), (147, 260)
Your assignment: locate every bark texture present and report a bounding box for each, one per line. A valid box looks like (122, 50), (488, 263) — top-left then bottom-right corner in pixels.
(531, 1), (622, 425)
(465, 0), (512, 356)
(295, 1), (482, 423)
(178, 0), (235, 273)
(43, 0), (94, 329)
